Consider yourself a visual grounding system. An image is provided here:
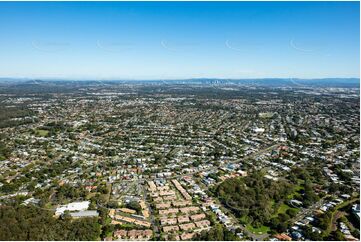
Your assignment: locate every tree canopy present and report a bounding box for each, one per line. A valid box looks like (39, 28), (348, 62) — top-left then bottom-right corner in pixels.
(0, 205), (101, 241)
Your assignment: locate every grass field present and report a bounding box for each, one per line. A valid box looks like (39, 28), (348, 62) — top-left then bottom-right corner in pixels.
(246, 224), (270, 234)
(271, 202), (299, 218)
(35, 129), (49, 137)
(287, 183), (304, 199)
(277, 203), (291, 214)
(86, 192), (96, 199)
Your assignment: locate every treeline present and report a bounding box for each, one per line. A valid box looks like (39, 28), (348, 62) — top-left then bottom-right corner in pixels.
(0, 106), (35, 128)
(0, 137), (10, 160)
(0, 205), (101, 240)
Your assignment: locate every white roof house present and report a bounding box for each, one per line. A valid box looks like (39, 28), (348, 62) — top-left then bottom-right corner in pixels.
(253, 127), (265, 133)
(55, 201), (90, 216)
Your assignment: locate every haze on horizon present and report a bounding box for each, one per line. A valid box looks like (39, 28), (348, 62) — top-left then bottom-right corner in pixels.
(0, 1), (359, 80)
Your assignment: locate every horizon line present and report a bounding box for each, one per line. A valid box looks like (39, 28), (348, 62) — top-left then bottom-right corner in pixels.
(0, 76), (360, 81)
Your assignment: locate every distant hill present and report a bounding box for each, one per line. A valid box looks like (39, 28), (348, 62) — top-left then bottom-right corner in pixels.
(0, 78), (359, 88)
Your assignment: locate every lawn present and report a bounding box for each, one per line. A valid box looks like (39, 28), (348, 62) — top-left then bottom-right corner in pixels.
(287, 183), (304, 199)
(35, 129), (49, 137)
(271, 202), (299, 218)
(294, 184), (304, 191)
(86, 192), (96, 199)
(44, 202), (53, 209)
(246, 224), (270, 234)
(277, 203), (291, 214)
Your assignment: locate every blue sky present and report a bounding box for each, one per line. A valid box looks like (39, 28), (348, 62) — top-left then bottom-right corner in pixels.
(0, 1), (359, 80)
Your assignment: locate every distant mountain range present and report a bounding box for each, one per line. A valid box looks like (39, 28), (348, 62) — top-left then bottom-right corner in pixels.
(0, 78), (359, 88)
